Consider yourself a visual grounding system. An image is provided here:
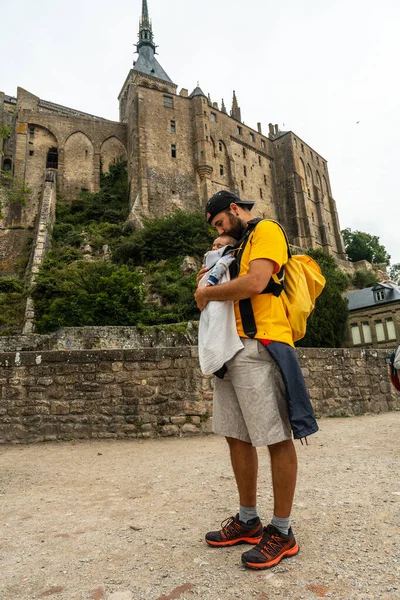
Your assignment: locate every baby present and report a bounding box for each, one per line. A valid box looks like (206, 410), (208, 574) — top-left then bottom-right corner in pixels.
(203, 234), (237, 286)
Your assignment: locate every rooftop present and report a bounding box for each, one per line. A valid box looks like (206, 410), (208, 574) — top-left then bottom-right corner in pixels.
(345, 282), (400, 311)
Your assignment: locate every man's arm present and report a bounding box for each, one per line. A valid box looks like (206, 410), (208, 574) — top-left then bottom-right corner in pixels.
(194, 258), (275, 310)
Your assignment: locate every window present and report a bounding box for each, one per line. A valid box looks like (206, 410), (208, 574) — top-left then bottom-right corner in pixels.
(310, 151), (313, 160)
(386, 318), (396, 340)
(219, 164), (224, 176)
(29, 150), (34, 156)
(264, 174), (267, 185)
(243, 165), (247, 176)
(293, 137), (298, 148)
(250, 132), (255, 142)
(307, 188), (311, 199)
(163, 95), (173, 108)
(85, 150), (88, 158)
(29, 126), (35, 139)
(375, 290), (385, 302)
(200, 151), (204, 159)
(219, 141), (223, 152)
(240, 180), (244, 191)
(2, 158), (12, 171)
(323, 162), (326, 170)
(301, 144), (304, 153)
(210, 112), (217, 123)
(316, 156), (319, 165)
(362, 322), (372, 344)
(259, 188), (263, 199)
(258, 156), (262, 166)
(46, 147), (58, 169)
(375, 321), (385, 342)
(171, 144), (176, 158)
(261, 140), (265, 149)
(242, 148), (246, 159)
(170, 120), (176, 133)
(351, 324), (361, 345)
(312, 212), (315, 222)
(237, 126), (242, 135)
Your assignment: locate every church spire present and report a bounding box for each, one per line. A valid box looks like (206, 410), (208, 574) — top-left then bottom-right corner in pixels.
(231, 90), (241, 122)
(137, 0), (156, 52)
(132, 0), (174, 85)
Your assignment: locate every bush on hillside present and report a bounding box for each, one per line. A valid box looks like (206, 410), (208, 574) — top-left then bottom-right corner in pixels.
(33, 262), (145, 333)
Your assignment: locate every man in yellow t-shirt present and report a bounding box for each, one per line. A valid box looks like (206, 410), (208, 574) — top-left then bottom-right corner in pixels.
(194, 190), (301, 570)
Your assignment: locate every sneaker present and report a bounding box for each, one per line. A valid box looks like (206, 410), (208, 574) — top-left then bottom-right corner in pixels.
(241, 524), (299, 569)
(205, 514), (263, 547)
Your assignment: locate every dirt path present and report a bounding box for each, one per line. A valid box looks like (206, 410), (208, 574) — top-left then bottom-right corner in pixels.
(1, 413), (399, 600)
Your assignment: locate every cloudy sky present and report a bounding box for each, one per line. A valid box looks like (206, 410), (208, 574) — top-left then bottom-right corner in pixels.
(2, 0), (399, 264)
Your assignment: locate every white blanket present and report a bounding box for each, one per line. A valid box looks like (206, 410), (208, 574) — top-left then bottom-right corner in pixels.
(198, 249), (243, 375)
(394, 345), (400, 370)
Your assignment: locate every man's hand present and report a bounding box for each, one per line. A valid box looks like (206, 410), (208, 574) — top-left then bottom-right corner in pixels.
(194, 286), (209, 311)
(196, 266), (209, 287)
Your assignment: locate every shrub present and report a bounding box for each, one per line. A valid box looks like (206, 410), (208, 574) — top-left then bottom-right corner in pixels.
(33, 261), (145, 333)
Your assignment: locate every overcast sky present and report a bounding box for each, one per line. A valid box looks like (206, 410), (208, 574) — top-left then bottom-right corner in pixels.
(2, 0), (399, 265)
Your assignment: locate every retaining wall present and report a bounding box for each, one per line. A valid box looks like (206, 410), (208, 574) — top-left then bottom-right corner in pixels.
(0, 346), (398, 444)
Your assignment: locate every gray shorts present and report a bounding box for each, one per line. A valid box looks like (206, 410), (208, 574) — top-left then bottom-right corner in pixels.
(213, 338), (291, 446)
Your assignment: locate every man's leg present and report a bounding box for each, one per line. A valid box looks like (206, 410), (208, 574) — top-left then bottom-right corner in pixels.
(241, 438), (299, 569)
(226, 437), (258, 507)
(204, 437), (263, 547)
(268, 438), (297, 518)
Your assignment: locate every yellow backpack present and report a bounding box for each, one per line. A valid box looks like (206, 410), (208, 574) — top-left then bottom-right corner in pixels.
(236, 219), (326, 342)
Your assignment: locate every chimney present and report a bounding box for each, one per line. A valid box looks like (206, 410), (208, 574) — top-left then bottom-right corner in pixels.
(257, 122), (262, 134)
(268, 123), (275, 138)
(179, 88), (188, 97)
(274, 124), (279, 135)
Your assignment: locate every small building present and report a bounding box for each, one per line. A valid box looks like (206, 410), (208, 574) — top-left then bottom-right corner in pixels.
(345, 283), (400, 348)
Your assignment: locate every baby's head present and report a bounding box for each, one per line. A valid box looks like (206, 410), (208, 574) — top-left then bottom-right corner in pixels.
(212, 234), (237, 251)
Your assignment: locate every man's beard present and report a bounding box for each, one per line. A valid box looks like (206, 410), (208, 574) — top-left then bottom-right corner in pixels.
(225, 212), (247, 240)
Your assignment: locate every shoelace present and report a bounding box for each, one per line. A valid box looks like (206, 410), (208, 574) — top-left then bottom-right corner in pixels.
(257, 526), (286, 558)
(220, 516), (243, 537)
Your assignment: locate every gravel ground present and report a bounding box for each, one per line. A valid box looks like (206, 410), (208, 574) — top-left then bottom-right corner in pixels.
(0, 412), (399, 600)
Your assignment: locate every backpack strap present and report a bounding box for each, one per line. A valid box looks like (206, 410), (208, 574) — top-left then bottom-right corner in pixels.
(235, 219), (290, 339)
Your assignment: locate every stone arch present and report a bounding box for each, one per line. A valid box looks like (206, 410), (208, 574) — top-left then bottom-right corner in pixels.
(322, 175), (330, 196)
(25, 124), (58, 192)
(100, 136), (127, 173)
(306, 164), (313, 186)
(2, 158), (12, 171)
(315, 170), (322, 189)
(298, 157), (306, 191)
(210, 136), (216, 158)
(64, 131), (95, 198)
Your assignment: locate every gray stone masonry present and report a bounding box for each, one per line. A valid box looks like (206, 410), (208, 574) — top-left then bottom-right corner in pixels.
(0, 345), (398, 444)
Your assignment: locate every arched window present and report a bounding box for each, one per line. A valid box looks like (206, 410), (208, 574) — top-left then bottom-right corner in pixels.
(46, 147), (58, 169)
(2, 158), (12, 171)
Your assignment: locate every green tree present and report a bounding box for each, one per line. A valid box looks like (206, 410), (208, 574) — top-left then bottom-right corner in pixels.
(352, 269), (379, 289)
(389, 263), (400, 285)
(296, 249), (349, 348)
(342, 228), (390, 265)
(114, 209), (215, 265)
(33, 261), (146, 333)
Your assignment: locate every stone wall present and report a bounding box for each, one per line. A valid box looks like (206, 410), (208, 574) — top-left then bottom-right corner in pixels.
(0, 345), (398, 444)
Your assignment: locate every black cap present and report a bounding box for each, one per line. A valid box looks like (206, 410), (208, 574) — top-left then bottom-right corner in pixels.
(205, 190), (255, 224)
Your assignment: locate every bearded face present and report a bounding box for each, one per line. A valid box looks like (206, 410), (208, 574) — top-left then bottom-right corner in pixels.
(225, 211), (247, 240)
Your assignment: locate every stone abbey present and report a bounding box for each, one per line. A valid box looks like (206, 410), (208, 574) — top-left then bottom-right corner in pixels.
(0, 0), (346, 269)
